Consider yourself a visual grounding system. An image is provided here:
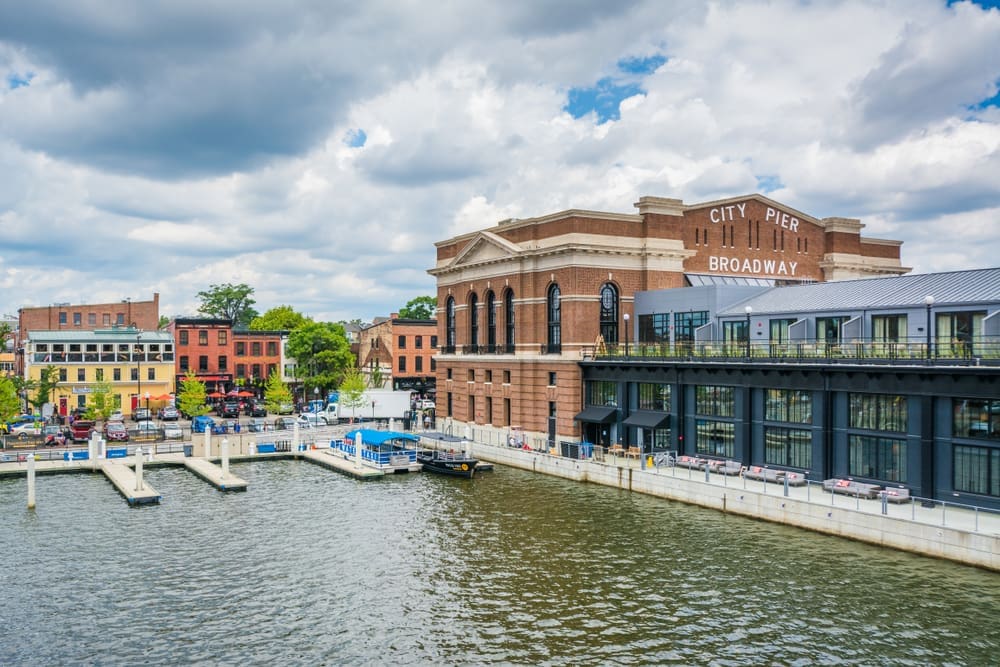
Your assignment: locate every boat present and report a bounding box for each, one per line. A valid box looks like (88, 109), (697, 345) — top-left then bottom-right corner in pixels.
(333, 429), (423, 474)
(417, 448), (479, 478)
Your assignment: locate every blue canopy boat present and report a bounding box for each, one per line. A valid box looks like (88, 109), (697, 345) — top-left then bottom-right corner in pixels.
(333, 429), (422, 473)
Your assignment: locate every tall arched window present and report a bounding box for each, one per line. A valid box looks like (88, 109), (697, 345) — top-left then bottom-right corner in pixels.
(599, 283), (619, 345)
(446, 297), (456, 351)
(547, 284), (561, 352)
(485, 290), (497, 349)
(469, 293), (479, 351)
(504, 288), (515, 352)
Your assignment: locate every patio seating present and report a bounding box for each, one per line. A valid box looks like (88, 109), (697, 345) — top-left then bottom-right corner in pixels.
(625, 446), (642, 459)
(822, 478), (882, 499)
(881, 487), (911, 503)
(743, 466), (784, 483)
(675, 455), (706, 470)
(608, 444), (625, 457)
(706, 459), (742, 475)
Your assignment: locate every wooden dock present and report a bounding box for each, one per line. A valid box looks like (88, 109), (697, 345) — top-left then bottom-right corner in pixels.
(301, 448), (387, 479)
(182, 456), (248, 491)
(99, 460), (162, 506)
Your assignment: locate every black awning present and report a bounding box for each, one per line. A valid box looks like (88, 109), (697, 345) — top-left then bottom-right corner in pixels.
(573, 405), (617, 424)
(622, 411), (670, 429)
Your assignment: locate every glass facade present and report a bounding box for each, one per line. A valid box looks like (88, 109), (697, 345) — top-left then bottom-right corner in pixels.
(695, 386), (734, 417)
(764, 426), (811, 468)
(849, 435), (907, 482)
(637, 383), (670, 411)
(586, 380), (617, 407)
(765, 389), (812, 423)
(849, 394), (907, 433)
(953, 445), (1000, 497)
(696, 419), (734, 458)
(953, 398), (1000, 440)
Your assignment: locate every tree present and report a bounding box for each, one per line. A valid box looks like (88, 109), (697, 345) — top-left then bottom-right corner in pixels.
(338, 368), (366, 424)
(0, 376), (21, 424)
(263, 369), (294, 414)
(197, 283), (259, 327)
(158, 315), (170, 329)
(30, 365), (59, 412)
(250, 305), (311, 331)
(177, 372), (212, 419)
(88, 380), (117, 421)
(286, 321), (355, 395)
(398, 296), (437, 320)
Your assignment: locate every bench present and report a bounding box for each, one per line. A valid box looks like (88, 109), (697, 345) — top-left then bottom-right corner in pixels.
(880, 487), (911, 504)
(625, 446), (642, 459)
(744, 466), (784, 483)
(823, 478), (882, 499)
(608, 444), (625, 457)
(675, 455), (706, 470)
(706, 459), (742, 476)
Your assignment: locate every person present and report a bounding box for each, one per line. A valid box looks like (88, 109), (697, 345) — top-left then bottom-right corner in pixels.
(423, 413), (431, 430)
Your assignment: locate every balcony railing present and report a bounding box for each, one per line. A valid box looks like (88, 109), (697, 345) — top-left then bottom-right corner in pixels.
(583, 338), (1000, 366)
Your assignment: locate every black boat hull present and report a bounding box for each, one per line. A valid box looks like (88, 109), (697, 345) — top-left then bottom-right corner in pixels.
(418, 453), (477, 478)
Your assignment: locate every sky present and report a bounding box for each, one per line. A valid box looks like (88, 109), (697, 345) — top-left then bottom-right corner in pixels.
(0, 0), (998, 324)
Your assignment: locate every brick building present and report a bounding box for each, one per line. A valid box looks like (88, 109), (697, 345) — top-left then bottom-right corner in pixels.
(167, 318), (284, 396)
(358, 315), (438, 395)
(16, 294), (160, 375)
(428, 193), (909, 446)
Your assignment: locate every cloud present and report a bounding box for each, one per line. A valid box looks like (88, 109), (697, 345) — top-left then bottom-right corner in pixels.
(0, 0), (998, 325)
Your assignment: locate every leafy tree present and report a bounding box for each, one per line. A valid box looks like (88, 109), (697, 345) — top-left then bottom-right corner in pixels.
(30, 366), (59, 412)
(0, 376), (21, 424)
(11, 376), (35, 412)
(370, 363), (386, 389)
(250, 305), (311, 331)
(338, 368), (367, 424)
(398, 296), (437, 320)
(197, 283), (259, 327)
(88, 381), (117, 422)
(286, 321), (355, 396)
(263, 369), (294, 414)
(177, 372), (212, 419)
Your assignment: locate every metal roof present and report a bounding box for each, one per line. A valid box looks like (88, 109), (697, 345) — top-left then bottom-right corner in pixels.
(717, 267), (1000, 316)
(25, 330), (174, 343)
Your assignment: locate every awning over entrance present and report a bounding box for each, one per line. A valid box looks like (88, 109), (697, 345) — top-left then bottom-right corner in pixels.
(623, 411), (670, 429)
(573, 405), (617, 423)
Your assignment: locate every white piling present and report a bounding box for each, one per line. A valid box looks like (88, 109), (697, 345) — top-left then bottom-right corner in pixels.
(98, 436), (106, 460)
(221, 438), (230, 479)
(204, 428), (211, 458)
(134, 446), (144, 491)
(293, 424), (300, 453)
(389, 417), (395, 432)
(27, 452), (36, 509)
(355, 432), (363, 469)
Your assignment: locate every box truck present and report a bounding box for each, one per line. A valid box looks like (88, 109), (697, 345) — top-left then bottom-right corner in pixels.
(331, 389), (412, 423)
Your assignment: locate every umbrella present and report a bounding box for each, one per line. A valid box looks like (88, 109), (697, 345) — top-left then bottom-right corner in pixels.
(237, 391), (254, 397)
(207, 392), (225, 398)
(152, 393), (173, 401)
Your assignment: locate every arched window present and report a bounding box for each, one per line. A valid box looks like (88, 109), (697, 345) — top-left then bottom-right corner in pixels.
(504, 288), (515, 352)
(446, 297), (456, 351)
(599, 283), (619, 345)
(485, 290), (497, 349)
(547, 284), (561, 352)
(469, 293), (479, 351)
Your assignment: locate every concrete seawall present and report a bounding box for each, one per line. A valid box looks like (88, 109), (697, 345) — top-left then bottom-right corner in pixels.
(470, 441), (1000, 572)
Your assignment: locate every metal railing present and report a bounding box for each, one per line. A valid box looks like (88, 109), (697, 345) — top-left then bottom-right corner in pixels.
(584, 337), (1000, 366)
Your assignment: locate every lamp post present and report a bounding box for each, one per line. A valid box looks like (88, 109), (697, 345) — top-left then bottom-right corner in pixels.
(135, 331), (143, 418)
(144, 391), (150, 422)
(623, 312), (630, 357)
(313, 387), (319, 412)
(924, 295), (934, 360)
(744, 306), (753, 359)
(371, 400), (377, 422)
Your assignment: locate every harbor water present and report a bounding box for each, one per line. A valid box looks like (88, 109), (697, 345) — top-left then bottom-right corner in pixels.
(2, 460), (998, 665)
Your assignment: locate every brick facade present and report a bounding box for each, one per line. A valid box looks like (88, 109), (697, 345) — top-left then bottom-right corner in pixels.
(358, 315), (438, 395)
(429, 193), (908, 445)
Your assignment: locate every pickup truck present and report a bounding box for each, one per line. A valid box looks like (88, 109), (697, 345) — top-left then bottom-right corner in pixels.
(70, 420), (96, 443)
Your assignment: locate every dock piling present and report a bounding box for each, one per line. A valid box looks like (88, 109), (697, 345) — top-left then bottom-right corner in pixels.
(135, 447), (144, 491)
(221, 438), (230, 479)
(27, 452), (36, 509)
(355, 432), (363, 468)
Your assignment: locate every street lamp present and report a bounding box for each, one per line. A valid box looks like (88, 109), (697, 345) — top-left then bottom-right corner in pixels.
(623, 312), (630, 357)
(313, 387), (319, 411)
(371, 400), (377, 422)
(744, 306), (753, 359)
(144, 391), (150, 421)
(924, 295), (935, 360)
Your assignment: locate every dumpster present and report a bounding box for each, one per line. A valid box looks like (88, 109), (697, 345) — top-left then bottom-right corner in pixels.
(183, 444), (193, 457)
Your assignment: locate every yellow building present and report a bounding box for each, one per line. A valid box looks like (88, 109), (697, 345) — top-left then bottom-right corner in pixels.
(23, 328), (175, 418)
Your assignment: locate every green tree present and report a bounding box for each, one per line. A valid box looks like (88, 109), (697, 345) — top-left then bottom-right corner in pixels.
(89, 380), (116, 422)
(338, 367), (366, 424)
(177, 372), (212, 419)
(250, 305), (311, 331)
(286, 321), (355, 396)
(370, 363), (386, 389)
(158, 315), (170, 328)
(263, 369), (294, 414)
(197, 283), (259, 327)
(0, 376), (21, 424)
(398, 296), (437, 320)
(30, 366), (59, 412)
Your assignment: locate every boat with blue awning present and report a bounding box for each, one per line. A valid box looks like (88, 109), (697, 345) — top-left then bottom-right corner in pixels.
(332, 429), (423, 474)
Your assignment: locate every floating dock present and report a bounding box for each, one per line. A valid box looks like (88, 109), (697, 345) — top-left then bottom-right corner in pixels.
(100, 460), (162, 506)
(301, 448), (389, 479)
(183, 456), (248, 492)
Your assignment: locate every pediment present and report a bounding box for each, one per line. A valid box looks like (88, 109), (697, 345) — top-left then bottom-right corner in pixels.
(450, 231), (523, 267)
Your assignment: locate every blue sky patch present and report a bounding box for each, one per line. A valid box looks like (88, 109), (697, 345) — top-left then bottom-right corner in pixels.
(344, 128), (367, 147)
(7, 72), (34, 89)
(973, 84), (1000, 109)
(947, 0), (1000, 8)
(756, 175), (784, 194)
(565, 53), (666, 124)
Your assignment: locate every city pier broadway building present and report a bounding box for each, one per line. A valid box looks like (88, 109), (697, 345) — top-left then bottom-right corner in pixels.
(428, 193), (908, 446)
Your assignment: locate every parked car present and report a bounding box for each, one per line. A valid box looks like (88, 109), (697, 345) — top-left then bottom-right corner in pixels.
(158, 406), (180, 421)
(9, 421), (42, 439)
(131, 421), (159, 439)
(246, 401), (267, 417)
(277, 402), (295, 415)
(108, 410), (124, 422)
(103, 421), (129, 442)
(132, 407), (151, 422)
(42, 425), (69, 446)
(247, 417), (268, 432)
(220, 402), (240, 418)
(70, 420), (97, 443)
(273, 416), (298, 430)
(300, 413), (326, 427)
(162, 423), (183, 439)
(191, 415), (215, 433)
